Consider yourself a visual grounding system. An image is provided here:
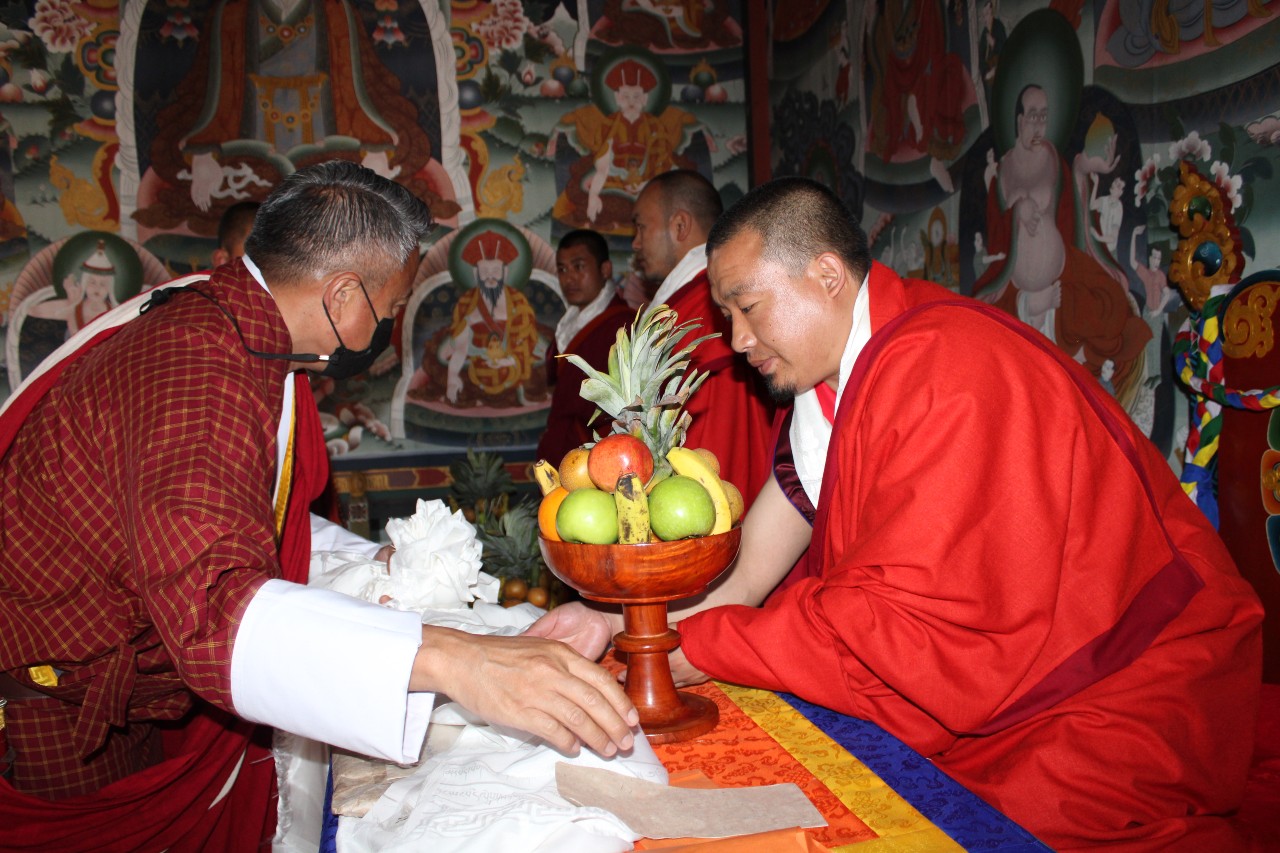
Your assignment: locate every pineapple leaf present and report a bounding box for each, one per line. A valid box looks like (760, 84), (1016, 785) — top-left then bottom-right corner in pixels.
(562, 302), (720, 465)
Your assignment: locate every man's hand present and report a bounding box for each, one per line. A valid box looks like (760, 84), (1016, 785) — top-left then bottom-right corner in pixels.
(524, 602), (618, 660)
(412, 626), (638, 757)
(668, 645), (709, 688)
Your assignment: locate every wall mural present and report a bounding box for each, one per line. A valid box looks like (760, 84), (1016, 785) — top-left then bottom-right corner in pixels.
(0, 0), (749, 459)
(772, 0), (1280, 471)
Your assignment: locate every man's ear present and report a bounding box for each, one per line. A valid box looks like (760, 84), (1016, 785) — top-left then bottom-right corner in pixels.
(601, 259), (613, 280)
(322, 271), (365, 322)
(814, 252), (850, 299)
(669, 208), (693, 243)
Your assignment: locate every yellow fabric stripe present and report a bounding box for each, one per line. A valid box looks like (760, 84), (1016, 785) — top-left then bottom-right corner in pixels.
(274, 397), (296, 539)
(716, 683), (964, 852)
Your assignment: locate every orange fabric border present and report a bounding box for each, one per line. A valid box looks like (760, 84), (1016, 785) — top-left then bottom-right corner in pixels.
(646, 682), (878, 850)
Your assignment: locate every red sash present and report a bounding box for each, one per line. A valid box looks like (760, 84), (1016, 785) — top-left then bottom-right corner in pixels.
(0, 319), (327, 851)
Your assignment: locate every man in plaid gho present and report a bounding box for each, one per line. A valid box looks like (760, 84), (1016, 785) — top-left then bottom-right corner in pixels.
(0, 161), (636, 851)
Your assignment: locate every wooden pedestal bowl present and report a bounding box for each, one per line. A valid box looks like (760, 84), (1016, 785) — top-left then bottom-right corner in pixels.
(539, 528), (742, 743)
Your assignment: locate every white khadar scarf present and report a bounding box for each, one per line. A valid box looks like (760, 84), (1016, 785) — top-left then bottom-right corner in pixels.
(555, 282), (619, 352)
(789, 272), (872, 509)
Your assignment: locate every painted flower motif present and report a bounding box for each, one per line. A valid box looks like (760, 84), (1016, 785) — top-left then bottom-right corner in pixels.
(0, 82), (22, 102)
(373, 14), (406, 46)
(1209, 160), (1243, 212)
(160, 11), (197, 44)
(27, 68), (49, 94)
(475, 0), (530, 51)
(1133, 153), (1160, 205)
(1168, 130), (1211, 164)
(29, 0), (93, 54)
(452, 26), (487, 79)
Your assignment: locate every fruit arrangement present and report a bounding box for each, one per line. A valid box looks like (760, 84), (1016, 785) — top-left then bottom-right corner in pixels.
(533, 304), (745, 545)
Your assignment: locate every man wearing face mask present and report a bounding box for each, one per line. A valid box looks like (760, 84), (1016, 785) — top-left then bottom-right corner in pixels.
(0, 161), (636, 850)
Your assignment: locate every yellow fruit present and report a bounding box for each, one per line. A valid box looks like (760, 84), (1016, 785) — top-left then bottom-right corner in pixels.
(538, 486), (569, 540)
(666, 446), (732, 535)
(614, 472), (651, 544)
(558, 446), (594, 491)
(692, 447), (721, 477)
(722, 480), (745, 525)
(532, 459), (561, 496)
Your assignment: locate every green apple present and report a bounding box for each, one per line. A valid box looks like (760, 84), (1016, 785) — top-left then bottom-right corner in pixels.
(648, 475), (715, 540)
(556, 487), (619, 544)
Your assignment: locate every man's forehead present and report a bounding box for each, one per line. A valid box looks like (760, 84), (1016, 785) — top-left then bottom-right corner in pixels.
(557, 245), (592, 263)
(709, 231), (768, 302)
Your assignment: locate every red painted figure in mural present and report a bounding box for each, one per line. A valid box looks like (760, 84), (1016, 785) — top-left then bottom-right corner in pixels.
(865, 0), (975, 191)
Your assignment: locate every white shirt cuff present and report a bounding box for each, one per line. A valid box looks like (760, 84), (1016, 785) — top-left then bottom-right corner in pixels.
(231, 579), (434, 763)
(310, 512), (382, 559)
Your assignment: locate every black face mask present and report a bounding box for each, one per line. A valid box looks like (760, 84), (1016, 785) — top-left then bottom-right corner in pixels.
(319, 283), (394, 380)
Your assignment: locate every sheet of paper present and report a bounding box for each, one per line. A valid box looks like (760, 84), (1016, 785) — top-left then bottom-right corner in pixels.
(556, 762), (827, 839)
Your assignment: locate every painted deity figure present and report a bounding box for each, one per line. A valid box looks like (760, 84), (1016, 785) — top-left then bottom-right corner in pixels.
(433, 232), (539, 408)
(920, 207), (958, 287)
(590, 0), (743, 50)
(865, 0), (976, 191)
(975, 85), (1151, 397)
(549, 58), (709, 235)
(139, 0), (458, 238)
(27, 240), (117, 338)
(1090, 174), (1126, 258)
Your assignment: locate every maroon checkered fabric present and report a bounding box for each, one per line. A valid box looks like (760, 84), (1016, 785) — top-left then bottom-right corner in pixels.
(0, 261), (294, 796)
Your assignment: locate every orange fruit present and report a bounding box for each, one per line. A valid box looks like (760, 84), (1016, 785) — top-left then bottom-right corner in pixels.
(692, 447), (721, 477)
(503, 578), (528, 601)
(558, 446), (594, 491)
(538, 486), (569, 540)
(526, 587), (549, 608)
(722, 480), (745, 525)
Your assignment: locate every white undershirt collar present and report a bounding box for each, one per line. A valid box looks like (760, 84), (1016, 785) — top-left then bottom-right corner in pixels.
(555, 282), (618, 352)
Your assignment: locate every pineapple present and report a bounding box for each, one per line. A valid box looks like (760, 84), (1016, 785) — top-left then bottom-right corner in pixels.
(477, 498), (543, 587)
(563, 303), (717, 481)
(447, 448), (514, 523)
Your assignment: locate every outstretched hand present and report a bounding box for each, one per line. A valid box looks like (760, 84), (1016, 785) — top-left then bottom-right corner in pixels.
(524, 601), (616, 661)
(412, 625), (638, 757)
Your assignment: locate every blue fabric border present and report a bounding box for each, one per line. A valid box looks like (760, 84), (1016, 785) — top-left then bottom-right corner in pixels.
(777, 693), (1052, 852)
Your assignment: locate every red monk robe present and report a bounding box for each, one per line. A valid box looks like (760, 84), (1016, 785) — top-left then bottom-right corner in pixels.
(681, 263), (1263, 851)
(537, 293), (633, 466)
(666, 270), (775, 509)
(0, 261), (329, 850)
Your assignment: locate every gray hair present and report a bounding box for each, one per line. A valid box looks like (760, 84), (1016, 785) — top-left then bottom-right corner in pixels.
(244, 160), (433, 287)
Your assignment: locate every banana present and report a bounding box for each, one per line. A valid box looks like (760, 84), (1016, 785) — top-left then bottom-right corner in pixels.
(666, 446), (732, 535)
(614, 472), (652, 544)
(532, 459), (561, 496)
